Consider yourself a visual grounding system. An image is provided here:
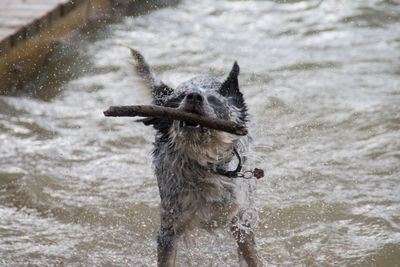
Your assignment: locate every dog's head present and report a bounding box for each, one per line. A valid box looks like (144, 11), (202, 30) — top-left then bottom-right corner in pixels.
(142, 62), (247, 163)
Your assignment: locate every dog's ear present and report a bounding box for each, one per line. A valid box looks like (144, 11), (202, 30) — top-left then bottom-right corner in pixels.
(219, 62), (246, 111)
(130, 47), (174, 105)
(220, 61), (240, 97)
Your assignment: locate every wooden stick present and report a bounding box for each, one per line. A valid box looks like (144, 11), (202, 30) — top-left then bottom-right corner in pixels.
(103, 105), (248, 136)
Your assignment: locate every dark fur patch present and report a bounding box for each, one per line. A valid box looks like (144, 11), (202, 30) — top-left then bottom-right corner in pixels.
(138, 93), (185, 140)
(153, 83), (174, 106)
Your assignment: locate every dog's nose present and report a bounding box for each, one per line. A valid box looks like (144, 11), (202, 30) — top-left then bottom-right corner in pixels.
(186, 92), (203, 105)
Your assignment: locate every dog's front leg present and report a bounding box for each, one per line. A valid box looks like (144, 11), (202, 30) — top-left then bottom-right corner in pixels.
(157, 226), (178, 267)
(231, 217), (263, 267)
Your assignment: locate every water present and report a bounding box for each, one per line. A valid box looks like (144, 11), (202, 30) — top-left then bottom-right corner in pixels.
(1, 0), (400, 266)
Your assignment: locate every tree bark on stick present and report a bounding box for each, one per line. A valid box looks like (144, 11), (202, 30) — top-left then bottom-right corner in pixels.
(103, 105), (248, 136)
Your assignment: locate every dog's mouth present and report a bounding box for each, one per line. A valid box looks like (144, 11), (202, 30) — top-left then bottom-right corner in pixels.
(179, 121), (199, 128)
(176, 107), (210, 134)
(178, 120), (209, 133)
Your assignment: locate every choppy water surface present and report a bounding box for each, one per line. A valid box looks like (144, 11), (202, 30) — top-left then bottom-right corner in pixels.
(1, 0), (400, 266)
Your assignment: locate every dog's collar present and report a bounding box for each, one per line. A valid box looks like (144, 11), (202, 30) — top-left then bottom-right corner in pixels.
(215, 148), (242, 178)
(213, 148), (264, 179)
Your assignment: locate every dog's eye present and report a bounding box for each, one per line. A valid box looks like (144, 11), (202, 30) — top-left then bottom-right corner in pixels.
(164, 93), (186, 108)
(207, 95), (222, 106)
(207, 95), (229, 119)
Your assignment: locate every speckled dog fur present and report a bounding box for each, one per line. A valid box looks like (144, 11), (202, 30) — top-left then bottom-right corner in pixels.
(130, 48), (262, 267)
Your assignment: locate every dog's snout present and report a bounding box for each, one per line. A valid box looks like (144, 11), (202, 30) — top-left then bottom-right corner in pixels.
(186, 92), (203, 105)
(184, 92), (204, 113)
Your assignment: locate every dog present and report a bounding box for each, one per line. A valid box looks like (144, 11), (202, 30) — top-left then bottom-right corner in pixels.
(130, 48), (262, 267)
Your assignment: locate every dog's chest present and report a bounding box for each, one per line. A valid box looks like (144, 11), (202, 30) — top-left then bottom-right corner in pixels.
(154, 142), (251, 228)
(178, 175), (240, 228)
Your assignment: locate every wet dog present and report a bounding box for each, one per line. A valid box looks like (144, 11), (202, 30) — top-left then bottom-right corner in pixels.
(130, 48), (262, 267)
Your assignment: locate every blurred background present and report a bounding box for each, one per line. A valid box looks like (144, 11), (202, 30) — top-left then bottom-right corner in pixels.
(1, 0), (399, 266)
